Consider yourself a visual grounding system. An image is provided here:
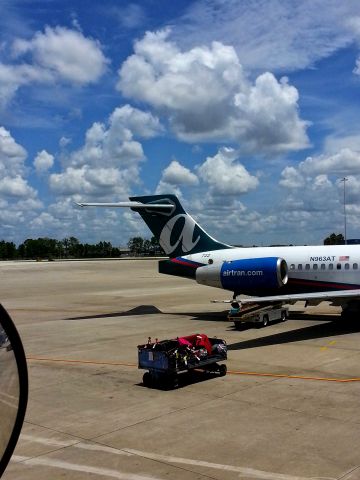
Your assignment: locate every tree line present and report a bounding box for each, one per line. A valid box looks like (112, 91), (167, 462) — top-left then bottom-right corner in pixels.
(0, 236), (165, 260)
(0, 232), (346, 260)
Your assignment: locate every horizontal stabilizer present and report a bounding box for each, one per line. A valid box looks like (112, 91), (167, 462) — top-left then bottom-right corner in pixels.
(76, 202), (173, 209)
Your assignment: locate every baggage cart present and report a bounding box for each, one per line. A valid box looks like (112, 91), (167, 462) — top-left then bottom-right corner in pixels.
(228, 302), (288, 329)
(138, 334), (227, 389)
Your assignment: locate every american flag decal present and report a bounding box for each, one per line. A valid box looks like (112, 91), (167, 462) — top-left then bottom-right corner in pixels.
(339, 256), (349, 261)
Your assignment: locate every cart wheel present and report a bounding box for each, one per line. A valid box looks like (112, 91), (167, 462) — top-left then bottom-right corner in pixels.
(162, 375), (178, 390)
(172, 376), (179, 389)
(143, 372), (152, 388)
(219, 364), (227, 376)
(261, 315), (269, 327)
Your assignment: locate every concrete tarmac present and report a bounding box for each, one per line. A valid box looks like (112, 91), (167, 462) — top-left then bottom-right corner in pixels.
(1, 259), (360, 480)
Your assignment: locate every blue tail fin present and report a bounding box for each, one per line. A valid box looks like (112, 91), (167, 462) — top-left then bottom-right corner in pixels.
(129, 194), (231, 258)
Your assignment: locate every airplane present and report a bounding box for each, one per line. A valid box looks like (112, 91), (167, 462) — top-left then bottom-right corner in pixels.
(77, 194), (360, 319)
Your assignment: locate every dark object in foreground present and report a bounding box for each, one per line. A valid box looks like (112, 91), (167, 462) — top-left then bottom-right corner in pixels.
(138, 334), (227, 389)
(0, 304), (28, 477)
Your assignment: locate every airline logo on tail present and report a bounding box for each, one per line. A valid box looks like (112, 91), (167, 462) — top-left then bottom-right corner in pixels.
(160, 214), (200, 255)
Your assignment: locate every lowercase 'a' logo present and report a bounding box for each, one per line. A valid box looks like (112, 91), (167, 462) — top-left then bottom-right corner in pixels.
(160, 214), (200, 254)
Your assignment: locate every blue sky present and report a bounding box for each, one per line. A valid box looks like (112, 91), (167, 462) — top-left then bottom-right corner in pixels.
(1, 0), (360, 247)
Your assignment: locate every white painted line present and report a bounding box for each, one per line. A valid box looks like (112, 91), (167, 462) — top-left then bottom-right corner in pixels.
(76, 442), (132, 456)
(0, 391), (18, 401)
(17, 435), (336, 480)
(125, 448), (335, 480)
(20, 434), (132, 456)
(11, 455), (162, 480)
(0, 397), (17, 409)
(21, 434), (78, 447)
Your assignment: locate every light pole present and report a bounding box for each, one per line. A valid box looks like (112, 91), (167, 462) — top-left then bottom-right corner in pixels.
(340, 177), (348, 244)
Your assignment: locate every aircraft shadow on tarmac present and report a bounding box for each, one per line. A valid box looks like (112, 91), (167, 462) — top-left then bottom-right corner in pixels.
(66, 306), (236, 321)
(227, 317), (360, 351)
(65, 306), (360, 352)
(66, 305), (162, 320)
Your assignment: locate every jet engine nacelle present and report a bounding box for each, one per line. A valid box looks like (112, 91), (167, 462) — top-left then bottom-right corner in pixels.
(196, 257), (288, 292)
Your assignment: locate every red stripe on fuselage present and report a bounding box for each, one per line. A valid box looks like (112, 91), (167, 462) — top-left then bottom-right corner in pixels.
(171, 258), (203, 268)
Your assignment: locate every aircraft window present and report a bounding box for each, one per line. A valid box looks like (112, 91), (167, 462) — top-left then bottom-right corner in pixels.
(298, 264), (302, 270)
(329, 264), (333, 270)
(337, 263), (341, 270)
(290, 264), (295, 270)
(305, 264), (310, 270)
(321, 264), (326, 270)
(313, 264), (318, 270)
(345, 263), (350, 270)
(354, 263), (358, 270)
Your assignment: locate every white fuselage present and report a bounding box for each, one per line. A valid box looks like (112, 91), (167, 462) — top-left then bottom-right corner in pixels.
(186, 245), (360, 293)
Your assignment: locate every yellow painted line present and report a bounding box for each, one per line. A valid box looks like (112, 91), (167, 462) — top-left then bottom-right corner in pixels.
(27, 356), (360, 383)
(227, 370), (360, 383)
(27, 356), (137, 367)
(320, 340), (337, 351)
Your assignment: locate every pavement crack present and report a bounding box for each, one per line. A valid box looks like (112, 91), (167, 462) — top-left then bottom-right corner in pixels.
(337, 464), (360, 479)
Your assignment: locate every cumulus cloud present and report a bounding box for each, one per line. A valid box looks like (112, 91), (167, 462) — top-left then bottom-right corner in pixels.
(0, 127), (39, 211)
(277, 148), (360, 238)
(0, 126), (27, 176)
(282, 173), (338, 213)
(324, 135), (360, 154)
(49, 105), (161, 200)
(0, 175), (36, 197)
(50, 166), (125, 197)
(280, 148), (360, 197)
(66, 105), (161, 170)
(155, 159), (198, 197)
(29, 211), (63, 231)
(25, 197), (146, 245)
(184, 194), (278, 246)
(0, 127), (41, 239)
(280, 148), (360, 204)
(118, 29), (309, 151)
(0, 26), (108, 108)
(299, 149), (360, 175)
(0, 127), (41, 203)
(155, 181), (183, 198)
(279, 166), (305, 189)
(162, 160), (199, 186)
(0, 104), (159, 243)
(197, 147), (259, 195)
(0, 63), (53, 109)
(0, 128), (47, 241)
(12, 26), (108, 84)
(108, 105), (163, 140)
(233, 74), (309, 151)
(34, 149), (54, 173)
